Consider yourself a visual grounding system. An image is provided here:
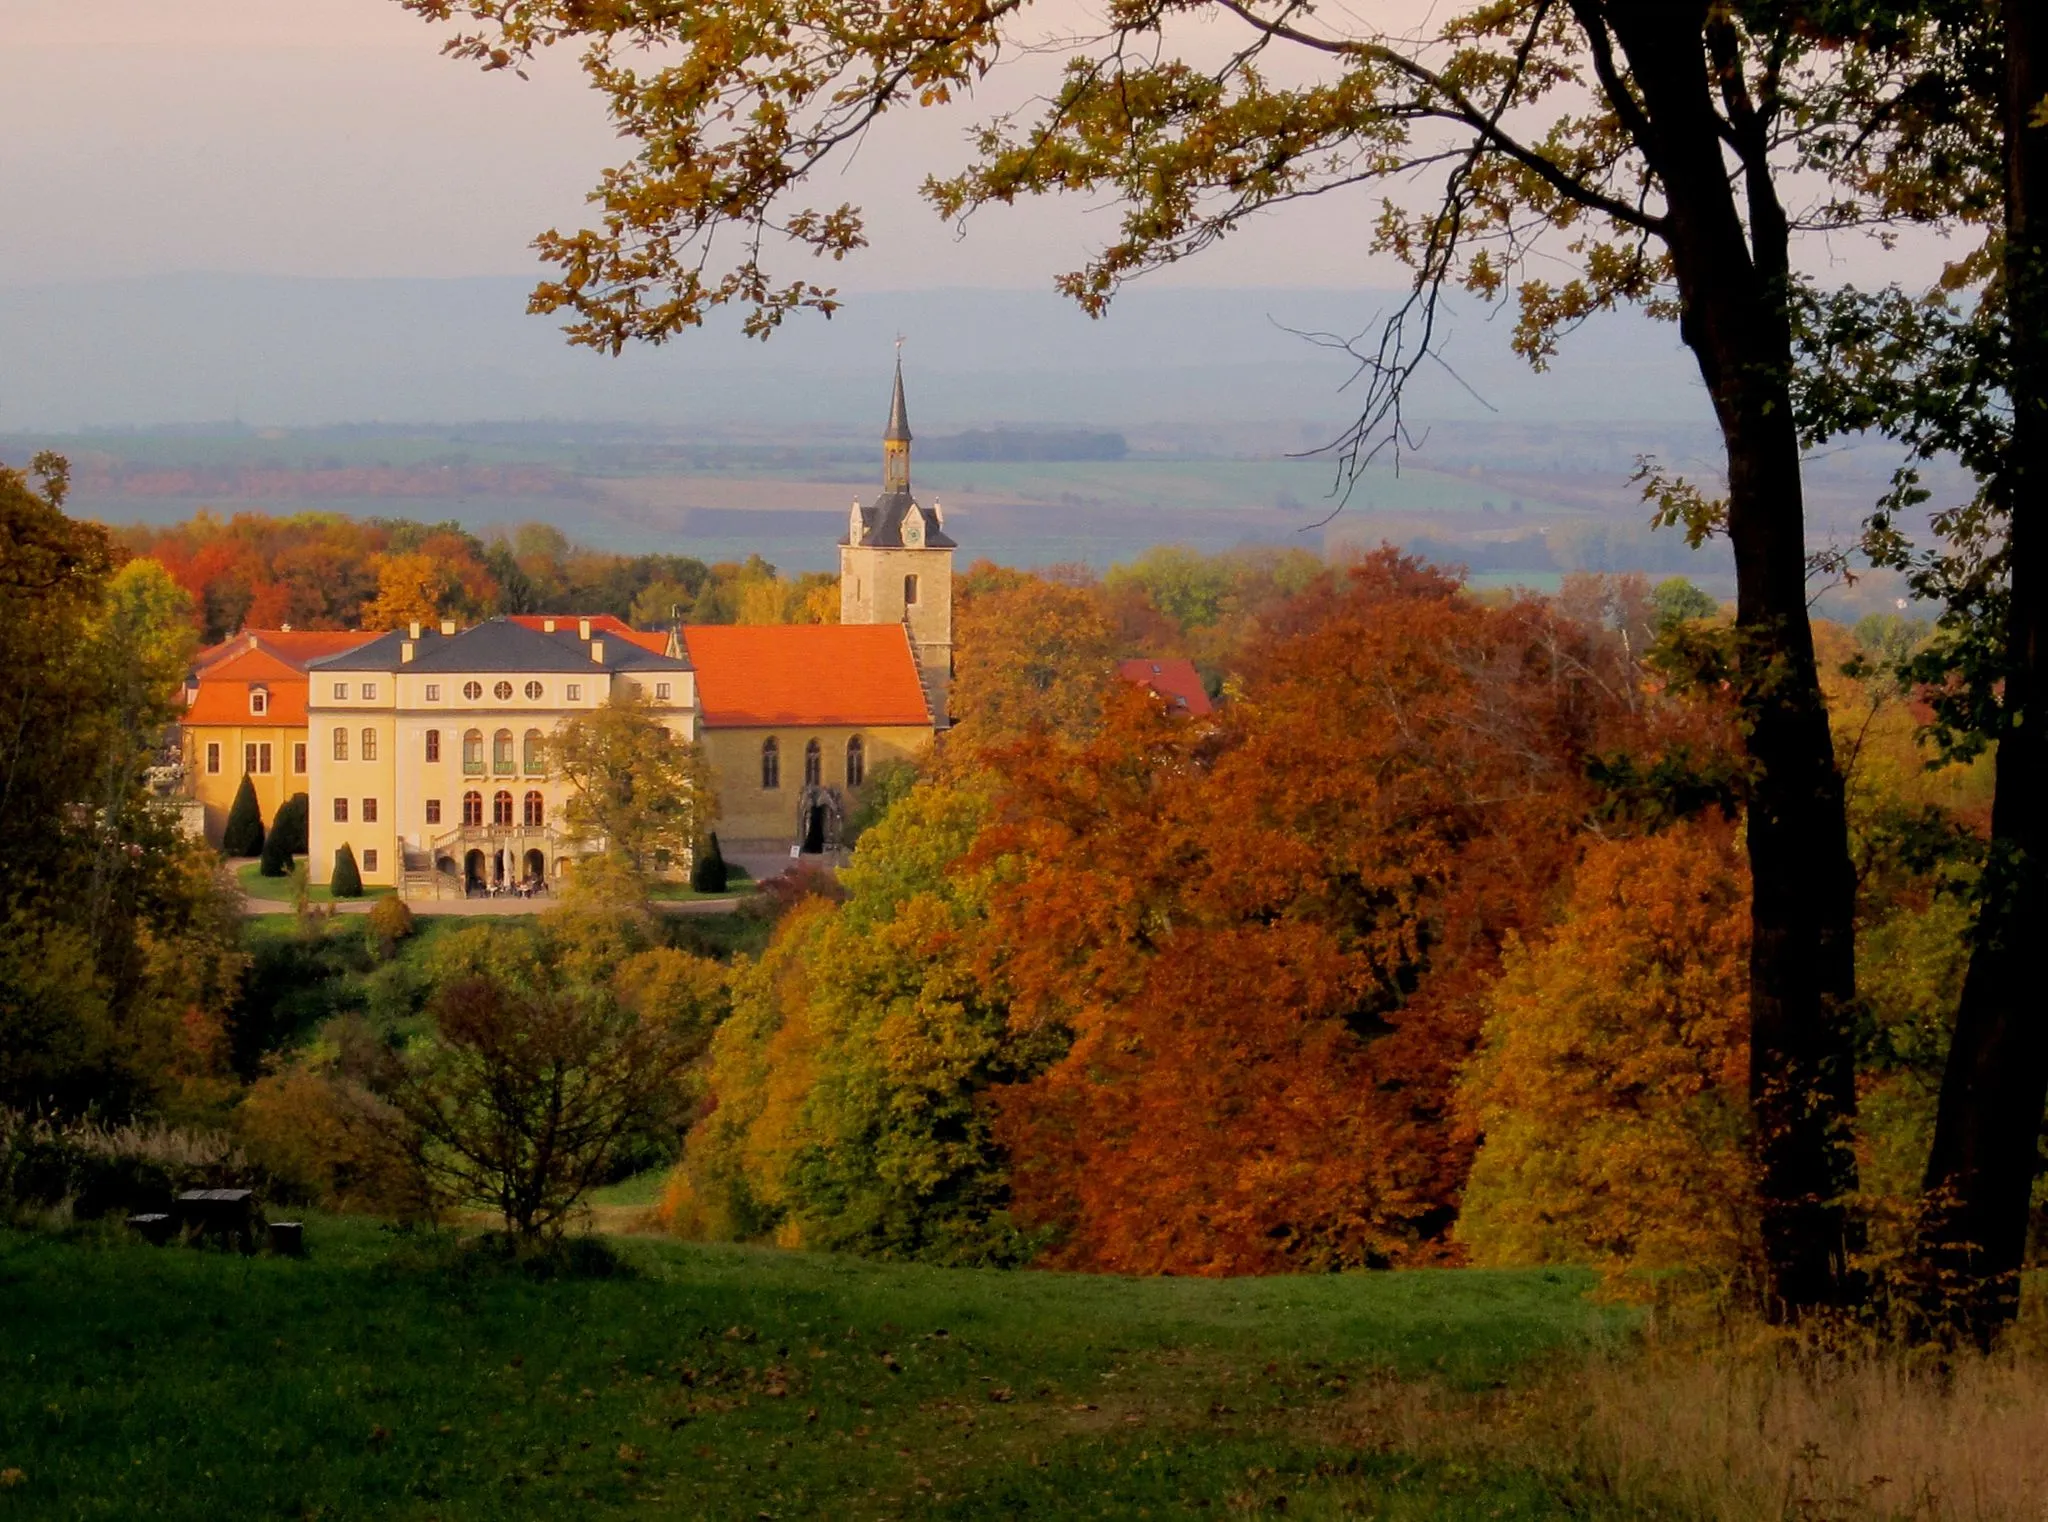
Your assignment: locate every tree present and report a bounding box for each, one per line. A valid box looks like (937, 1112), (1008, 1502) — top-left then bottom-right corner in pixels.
(379, 968), (701, 1240)
(1650, 577), (1719, 631)
(400, 0), (1988, 1312)
(690, 832), (728, 894)
(331, 844), (364, 899)
(1456, 823), (1755, 1283)
(549, 690), (716, 886)
(947, 571), (1120, 754)
(259, 793), (309, 877)
(220, 774), (265, 858)
(358, 550), (458, 631)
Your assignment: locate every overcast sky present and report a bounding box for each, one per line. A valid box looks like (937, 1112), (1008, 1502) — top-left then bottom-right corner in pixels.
(0, 0), (1972, 297)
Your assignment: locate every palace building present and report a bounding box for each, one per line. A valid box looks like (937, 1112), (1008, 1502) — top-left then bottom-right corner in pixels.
(192, 362), (953, 895)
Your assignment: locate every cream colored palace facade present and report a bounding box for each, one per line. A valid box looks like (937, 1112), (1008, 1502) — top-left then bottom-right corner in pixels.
(292, 364), (951, 896)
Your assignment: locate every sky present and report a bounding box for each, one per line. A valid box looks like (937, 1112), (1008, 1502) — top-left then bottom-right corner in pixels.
(0, 0), (1971, 294)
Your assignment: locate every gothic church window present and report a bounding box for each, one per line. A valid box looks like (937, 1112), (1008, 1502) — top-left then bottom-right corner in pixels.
(804, 739), (822, 787)
(846, 736), (864, 788)
(904, 574), (919, 606)
(761, 737), (780, 790)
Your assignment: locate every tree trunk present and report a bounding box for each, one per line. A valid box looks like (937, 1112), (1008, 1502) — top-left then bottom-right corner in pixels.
(1606, 4), (1864, 1314)
(1913, 6), (2048, 1348)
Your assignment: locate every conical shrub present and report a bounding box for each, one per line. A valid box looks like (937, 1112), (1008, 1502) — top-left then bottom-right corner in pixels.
(691, 831), (728, 893)
(221, 774), (265, 857)
(331, 843), (364, 899)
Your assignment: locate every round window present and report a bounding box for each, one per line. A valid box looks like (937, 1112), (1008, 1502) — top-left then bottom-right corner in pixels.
(524, 680), (544, 701)
(462, 680), (483, 701)
(494, 681), (514, 701)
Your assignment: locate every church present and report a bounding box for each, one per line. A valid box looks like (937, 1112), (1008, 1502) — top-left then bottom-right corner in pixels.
(182, 362), (954, 896)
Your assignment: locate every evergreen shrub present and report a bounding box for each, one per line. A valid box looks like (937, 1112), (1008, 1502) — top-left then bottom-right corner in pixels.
(221, 775), (266, 857)
(331, 844), (364, 899)
(691, 832), (729, 894)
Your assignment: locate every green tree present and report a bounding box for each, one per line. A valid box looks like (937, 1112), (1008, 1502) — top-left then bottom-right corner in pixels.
(259, 793), (309, 877)
(331, 844), (364, 899)
(221, 775), (266, 858)
(1650, 578), (1719, 631)
(690, 832), (728, 894)
(549, 690), (716, 889)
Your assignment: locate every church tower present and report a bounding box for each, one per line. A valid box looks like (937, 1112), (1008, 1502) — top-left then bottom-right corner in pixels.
(841, 356), (955, 721)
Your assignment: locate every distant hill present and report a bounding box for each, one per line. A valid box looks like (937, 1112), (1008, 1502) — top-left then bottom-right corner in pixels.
(0, 275), (1710, 434)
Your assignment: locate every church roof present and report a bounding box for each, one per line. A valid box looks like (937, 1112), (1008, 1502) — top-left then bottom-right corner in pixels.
(308, 617), (690, 675)
(885, 358), (912, 443)
(682, 624), (931, 729)
(848, 487), (958, 550)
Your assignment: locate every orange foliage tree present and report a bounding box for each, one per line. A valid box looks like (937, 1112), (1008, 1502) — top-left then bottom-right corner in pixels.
(1454, 821), (1756, 1281)
(977, 551), (1669, 1274)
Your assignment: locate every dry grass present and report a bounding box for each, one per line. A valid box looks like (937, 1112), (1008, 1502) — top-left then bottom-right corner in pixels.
(1318, 1315), (2048, 1521)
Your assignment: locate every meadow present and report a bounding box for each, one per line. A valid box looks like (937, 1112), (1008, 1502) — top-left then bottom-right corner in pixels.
(0, 1219), (1627, 1521)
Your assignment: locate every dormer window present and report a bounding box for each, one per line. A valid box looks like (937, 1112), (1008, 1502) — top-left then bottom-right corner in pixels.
(248, 686), (268, 717)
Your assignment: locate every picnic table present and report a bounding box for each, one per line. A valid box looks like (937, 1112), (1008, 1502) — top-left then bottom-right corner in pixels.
(173, 1189), (260, 1253)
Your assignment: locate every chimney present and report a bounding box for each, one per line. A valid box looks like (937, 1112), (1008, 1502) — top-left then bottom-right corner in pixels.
(439, 619), (457, 636)
(409, 621), (422, 640)
(578, 618), (592, 640)
(543, 617), (557, 634)
(590, 639), (605, 664)
(401, 641), (416, 663)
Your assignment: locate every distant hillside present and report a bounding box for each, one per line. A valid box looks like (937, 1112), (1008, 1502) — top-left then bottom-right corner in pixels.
(0, 275), (1710, 433)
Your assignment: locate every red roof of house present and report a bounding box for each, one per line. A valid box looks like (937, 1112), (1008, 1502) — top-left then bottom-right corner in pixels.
(185, 646), (316, 726)
(682, 624), (931, 728)
(195, 629), (380, 673)
(1117, 658), (1215, 717)
(508, 614), (671, 655)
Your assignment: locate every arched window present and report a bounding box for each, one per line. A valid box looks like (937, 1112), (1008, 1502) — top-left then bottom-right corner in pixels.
(493, 729), (514, 773)
(523, 791), (545, 827)
(332, 726), (348, 761)
(523, 729), (546, 774)
(493, 790), (514, 826)
(462, 729), (484, 773)
(424, 729), (440, 763)
(845, 735), (865, 788)
(903, 573), (919, 606)
(761, 736), (780, 790)
(804, 738), (822, 787)
(360, 727), (377, 762)
(462, 790), (483, 826)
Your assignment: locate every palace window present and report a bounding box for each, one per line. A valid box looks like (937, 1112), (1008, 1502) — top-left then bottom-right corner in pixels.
(524, 729), (546, 774)
(524, 680), (544, 701)
(804, 738), (822, 787)
(362, 798), (378, 824)
(362, 849), (378, 874)
(494, 681), (515, 701)
(243, 742), (272, 775)
(493, 729), (514, 773)
(655, 682), (671, 701)
(462, 680), (483, 701)
(566, 683), (582, 703)
(426, 799), (442, 826)
(333, 798), (348, 823)
(761, 736), (780, 790)
(425, 683), (441, 703)
(462, 791), (483, 827)
(360, 728), (377, 763)
(332, 727), (348, 762)
(493, 790), (514, 826)
(292, 742), (306, 774)
(249, 687), (268, 716)
(361, 683), (377, 702)
(205, 742), (221, 774)
(846, 735), (865, 788)
(462, 729), (484, 774)
(903, 574), (919, 606)
(425, 729), (440, 763)
(523, 791), (544, 827)
(333, 682), (348, 700)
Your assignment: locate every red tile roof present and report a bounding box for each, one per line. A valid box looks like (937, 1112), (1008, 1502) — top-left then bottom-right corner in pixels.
(1117, 657), (1215, 717)
(195, 630), (379, 673)
(185, 646), (316, 726)
(508, 614), (671, 655)
(683, 625), (931, 728)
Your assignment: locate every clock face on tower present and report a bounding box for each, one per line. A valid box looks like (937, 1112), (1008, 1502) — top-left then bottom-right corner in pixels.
(903, 512), (923, 546)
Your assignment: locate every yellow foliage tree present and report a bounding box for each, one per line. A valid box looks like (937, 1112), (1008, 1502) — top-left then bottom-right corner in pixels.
(1455, 822), (1756, 1283)
(358, 552), (457, 631)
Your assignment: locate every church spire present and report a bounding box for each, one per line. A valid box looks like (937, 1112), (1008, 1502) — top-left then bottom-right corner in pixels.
(883, 349), (912, 490)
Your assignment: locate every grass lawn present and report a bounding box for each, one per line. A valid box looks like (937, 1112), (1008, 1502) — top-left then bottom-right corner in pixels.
(0, 1219), (1635, 1520)
(648, 865), (754, 903)
(237, 862), (393, 904)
